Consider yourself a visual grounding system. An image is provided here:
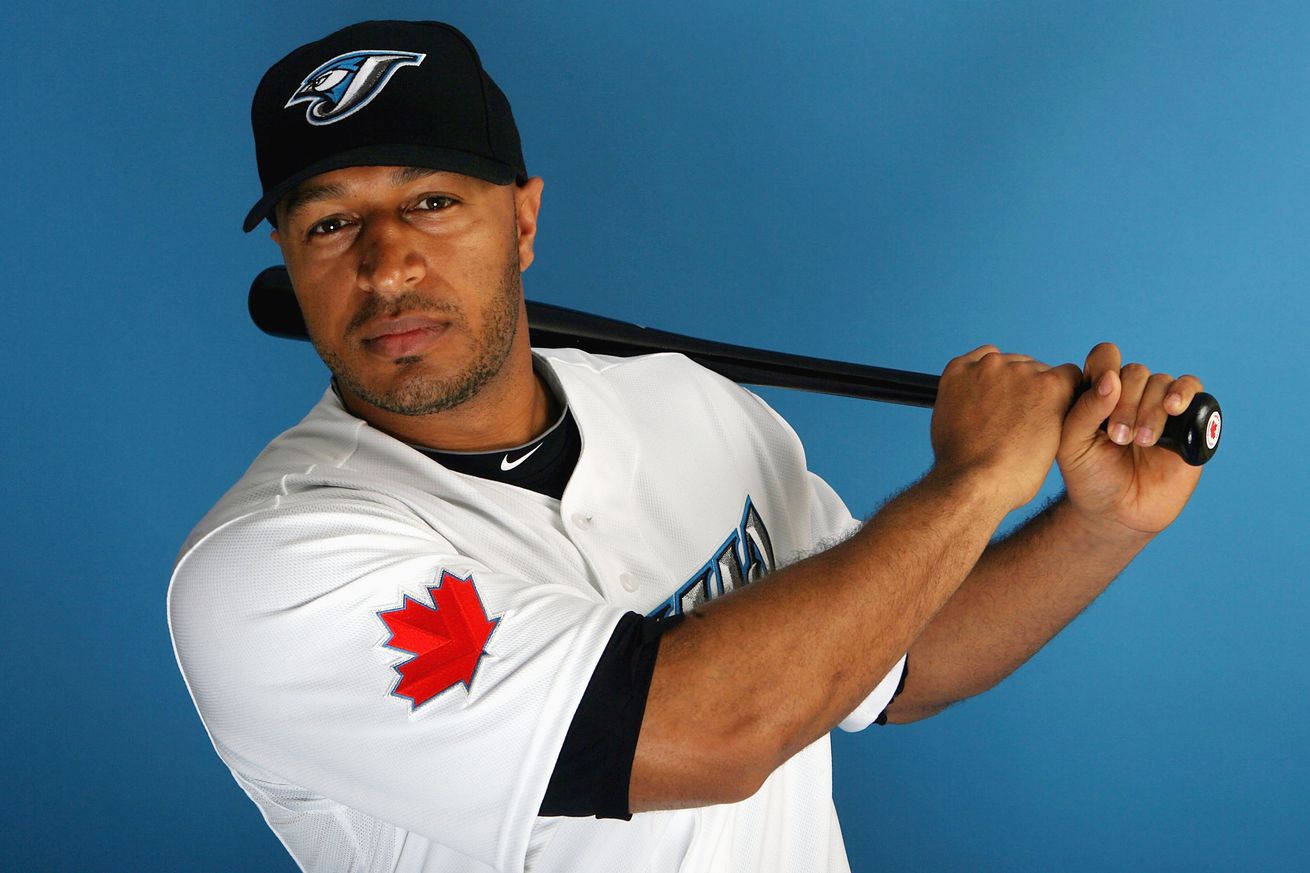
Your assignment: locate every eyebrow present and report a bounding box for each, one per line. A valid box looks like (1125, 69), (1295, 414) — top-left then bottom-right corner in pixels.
(390, 166), (445, 185)
(280, 167), (452, 220)
(280, 182), (347, 220)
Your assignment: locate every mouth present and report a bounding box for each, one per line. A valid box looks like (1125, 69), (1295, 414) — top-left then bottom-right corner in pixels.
(359, 315), (451, 359)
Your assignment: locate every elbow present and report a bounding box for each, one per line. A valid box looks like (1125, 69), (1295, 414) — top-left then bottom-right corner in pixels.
(714, 735), (775, 804)
(878, 672), (955, 724)
(690, 756), (771, 807)
(630, 744), (773, 811)
(695, 705), (806, 803)
(879, 696), (949, 724)
(876, 656), (960, 724)
(630, 708), (786, 810)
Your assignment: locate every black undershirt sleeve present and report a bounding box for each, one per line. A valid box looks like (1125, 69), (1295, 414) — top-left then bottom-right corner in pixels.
(539, 615), (908, 818)
(539, 612), (682, 819)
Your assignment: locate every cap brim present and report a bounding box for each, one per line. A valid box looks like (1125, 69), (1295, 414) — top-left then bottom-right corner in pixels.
(242, 144), (519, 232)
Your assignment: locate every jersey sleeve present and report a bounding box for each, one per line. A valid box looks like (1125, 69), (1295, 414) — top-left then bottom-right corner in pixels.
(540, 611), (683, 819)
(168, 494), (625, 873)
(803, 469), (863, 548)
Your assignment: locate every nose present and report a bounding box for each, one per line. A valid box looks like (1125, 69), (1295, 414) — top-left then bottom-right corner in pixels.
(356, 218), (426, 296)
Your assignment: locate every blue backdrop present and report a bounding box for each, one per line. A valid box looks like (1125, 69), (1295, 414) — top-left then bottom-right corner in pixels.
(4, 2), (1303, 870)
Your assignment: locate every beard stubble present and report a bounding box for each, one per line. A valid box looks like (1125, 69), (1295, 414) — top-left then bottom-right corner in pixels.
(314, 242), (523, 417)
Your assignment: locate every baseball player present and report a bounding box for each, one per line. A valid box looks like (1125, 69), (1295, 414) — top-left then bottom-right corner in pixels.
(169, 20), (1207, 873)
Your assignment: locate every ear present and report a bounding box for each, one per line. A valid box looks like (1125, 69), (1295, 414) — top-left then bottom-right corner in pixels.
(513, 177), (545, 271)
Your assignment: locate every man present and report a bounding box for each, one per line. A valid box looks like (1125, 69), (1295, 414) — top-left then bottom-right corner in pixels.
(169, 20), (1206, 873)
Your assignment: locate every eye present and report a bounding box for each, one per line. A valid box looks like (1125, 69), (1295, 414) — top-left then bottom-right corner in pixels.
(308, 216), (351, 237)
(414, 194), (457, 212)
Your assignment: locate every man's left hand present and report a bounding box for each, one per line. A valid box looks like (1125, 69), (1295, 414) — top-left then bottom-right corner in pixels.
(1058, 342), (1205, 538)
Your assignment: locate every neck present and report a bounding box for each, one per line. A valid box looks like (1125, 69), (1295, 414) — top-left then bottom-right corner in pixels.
(338, 338), (555, 453)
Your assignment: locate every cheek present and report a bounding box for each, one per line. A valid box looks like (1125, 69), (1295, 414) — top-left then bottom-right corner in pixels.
(294, 281), (354, 341)
(282, 242), (359, 328)
(443, 231), (515, 299)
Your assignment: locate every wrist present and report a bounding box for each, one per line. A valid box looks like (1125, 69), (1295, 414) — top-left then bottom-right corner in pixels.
(922, 462), (1017, 525)
(1051, 491), (1155, 554)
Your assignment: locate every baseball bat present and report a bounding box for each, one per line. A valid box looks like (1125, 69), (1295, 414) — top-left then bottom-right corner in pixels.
(247, 266), (1222, 465)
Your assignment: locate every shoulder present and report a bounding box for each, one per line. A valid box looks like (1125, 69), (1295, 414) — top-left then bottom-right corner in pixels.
(534, 347), (784, 427)
(535, 345), (733, 385)
(536, 345), (810, 468)
(177, 385), (460, 557)
(169, 392), (467, 643)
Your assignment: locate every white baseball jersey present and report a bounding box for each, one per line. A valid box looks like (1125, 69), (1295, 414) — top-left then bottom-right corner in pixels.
(169, 348), (906, 873)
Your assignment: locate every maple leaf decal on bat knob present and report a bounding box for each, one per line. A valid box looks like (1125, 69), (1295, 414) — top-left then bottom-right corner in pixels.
(379, 571), (501, 709)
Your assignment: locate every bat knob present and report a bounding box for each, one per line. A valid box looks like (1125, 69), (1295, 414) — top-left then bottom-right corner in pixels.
(248, 266), (308, 340)
(1155, 392), (1222, 466)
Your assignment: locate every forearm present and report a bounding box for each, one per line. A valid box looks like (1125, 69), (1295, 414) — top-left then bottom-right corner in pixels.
(884, 492), (1153, 722)
(631, 466), (1011, 810)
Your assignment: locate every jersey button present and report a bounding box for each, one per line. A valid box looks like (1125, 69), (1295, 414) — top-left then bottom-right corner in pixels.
(571, 512), (593, 530)
(619, 572), (638, 592)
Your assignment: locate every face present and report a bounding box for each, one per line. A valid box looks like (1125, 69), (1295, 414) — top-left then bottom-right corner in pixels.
(272, 166), (543, 417)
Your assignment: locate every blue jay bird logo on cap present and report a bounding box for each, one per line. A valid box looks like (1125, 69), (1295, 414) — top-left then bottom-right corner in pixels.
(286, 50), (426, 126)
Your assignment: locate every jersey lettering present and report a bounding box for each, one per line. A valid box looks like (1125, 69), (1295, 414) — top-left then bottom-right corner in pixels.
(648, 497), (775, 618)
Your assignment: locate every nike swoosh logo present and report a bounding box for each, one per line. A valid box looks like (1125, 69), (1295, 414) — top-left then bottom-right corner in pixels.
(500, 443), (543, 471)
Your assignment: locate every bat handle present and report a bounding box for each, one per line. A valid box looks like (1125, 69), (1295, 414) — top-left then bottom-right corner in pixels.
(1074, 387), (1223, 466)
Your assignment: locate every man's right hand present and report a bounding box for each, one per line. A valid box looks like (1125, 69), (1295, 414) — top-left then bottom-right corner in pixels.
(930, 345), (1082, 511)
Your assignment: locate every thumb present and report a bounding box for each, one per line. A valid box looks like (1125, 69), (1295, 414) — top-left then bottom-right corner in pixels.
(1065, 368), (1121, 445)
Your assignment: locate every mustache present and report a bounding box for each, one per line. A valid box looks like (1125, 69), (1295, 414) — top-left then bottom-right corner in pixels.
(346, 292), (461, 335)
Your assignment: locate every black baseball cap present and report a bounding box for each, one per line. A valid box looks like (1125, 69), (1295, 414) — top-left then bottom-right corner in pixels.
(243, 20), (527, 232)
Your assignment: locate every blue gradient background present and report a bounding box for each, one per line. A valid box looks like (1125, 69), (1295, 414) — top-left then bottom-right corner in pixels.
(4, 2), (1304, 870)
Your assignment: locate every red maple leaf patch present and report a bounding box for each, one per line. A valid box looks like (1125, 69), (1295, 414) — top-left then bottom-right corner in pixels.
(379, 571), (500, 708)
